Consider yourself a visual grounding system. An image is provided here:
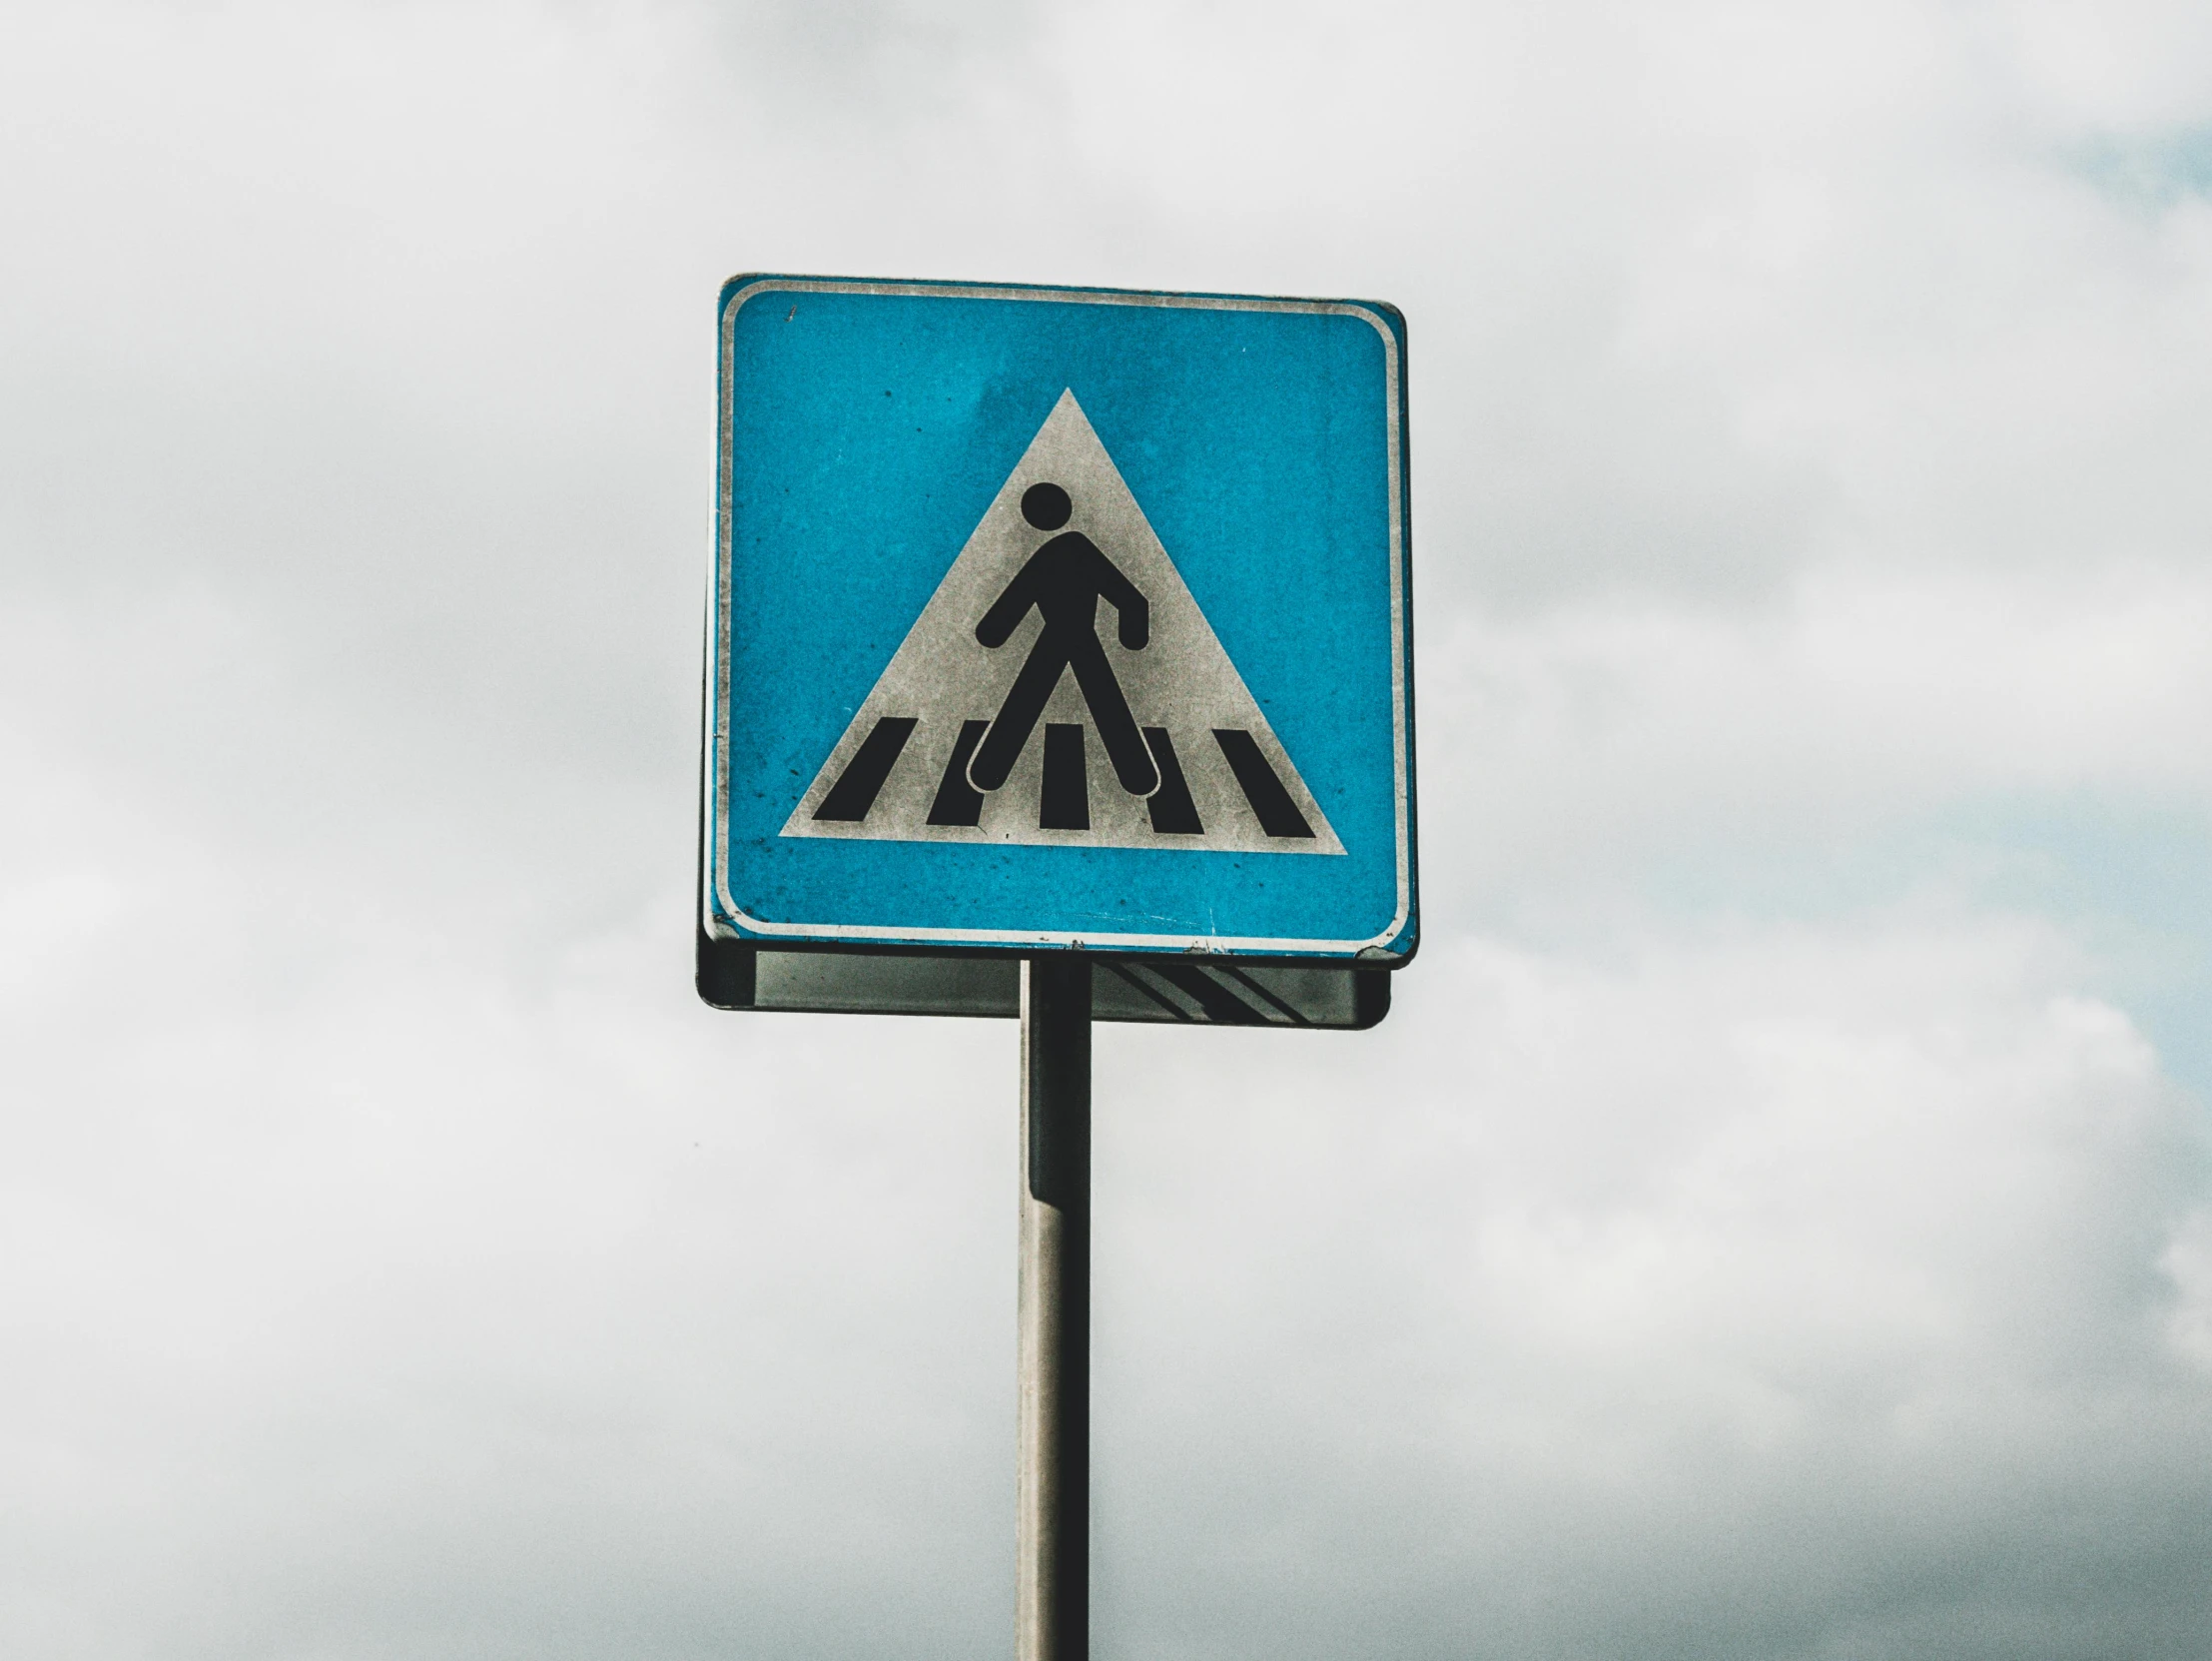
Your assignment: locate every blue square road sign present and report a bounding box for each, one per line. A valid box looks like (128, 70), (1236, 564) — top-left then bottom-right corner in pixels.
(702, 275), (1416, 963)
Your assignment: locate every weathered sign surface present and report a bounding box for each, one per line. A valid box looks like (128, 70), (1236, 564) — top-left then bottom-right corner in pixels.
(703, 276), (1415, 965)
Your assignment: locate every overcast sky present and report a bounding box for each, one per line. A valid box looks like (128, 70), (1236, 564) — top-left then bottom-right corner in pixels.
(5, 1), (2212, 1656)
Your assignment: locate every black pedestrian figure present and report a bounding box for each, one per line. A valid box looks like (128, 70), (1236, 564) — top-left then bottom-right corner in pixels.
(968, 481), (1160, 797)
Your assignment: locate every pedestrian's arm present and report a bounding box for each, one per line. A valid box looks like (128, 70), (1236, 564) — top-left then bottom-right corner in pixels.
(1093, 552), (1149, 650)
(975, 558), (1041, 647)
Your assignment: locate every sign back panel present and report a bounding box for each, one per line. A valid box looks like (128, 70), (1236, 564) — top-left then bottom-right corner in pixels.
(705, 276), (1415, 961)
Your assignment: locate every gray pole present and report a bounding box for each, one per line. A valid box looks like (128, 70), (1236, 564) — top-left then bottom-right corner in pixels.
(1018, 954), (1091, 1661)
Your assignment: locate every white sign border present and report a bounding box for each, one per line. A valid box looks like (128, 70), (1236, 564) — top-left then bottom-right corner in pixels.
(706, 276), (1413, 960)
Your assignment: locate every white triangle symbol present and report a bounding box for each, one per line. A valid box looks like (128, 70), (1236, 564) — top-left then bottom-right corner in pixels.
(782, 391), (1344, 855)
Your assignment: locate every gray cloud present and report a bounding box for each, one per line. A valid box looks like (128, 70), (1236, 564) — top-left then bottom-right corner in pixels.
(4, 0), (2212, 1656)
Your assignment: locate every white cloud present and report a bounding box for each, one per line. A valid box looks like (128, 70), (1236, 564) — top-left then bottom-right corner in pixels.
(1092, 917), (2210, 1656)
(1421, 558), (2212, 923)
(2161, 1207), (2212, 1369)
(4, 0), (2212, 1654)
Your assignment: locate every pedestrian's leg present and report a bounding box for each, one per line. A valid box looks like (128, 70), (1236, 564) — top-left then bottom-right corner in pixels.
(971, 639), (1072, 791)
(1069, 637), (1159, 796)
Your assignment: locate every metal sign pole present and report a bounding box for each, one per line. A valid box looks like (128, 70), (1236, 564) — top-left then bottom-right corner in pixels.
(703, 274), (1416, 1655)
(1018, 955), (1092, 1661)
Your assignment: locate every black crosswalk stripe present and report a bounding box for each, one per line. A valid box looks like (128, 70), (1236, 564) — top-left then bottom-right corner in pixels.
(1210, 728), (1313, 838)
(926, 720), (990, 826)
(813, 717), (1312, 838)
(1041, 724), (1089, 829)
(1141, 727), (1202, 834)
(811, 716), (916, 821)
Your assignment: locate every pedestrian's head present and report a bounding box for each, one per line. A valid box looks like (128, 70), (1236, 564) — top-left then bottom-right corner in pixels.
(1022, 482), (1072, 531)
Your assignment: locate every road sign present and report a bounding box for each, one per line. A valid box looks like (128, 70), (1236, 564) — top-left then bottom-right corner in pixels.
(702, 275), (1416, 963)
(696, 275), (1416, 1661)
